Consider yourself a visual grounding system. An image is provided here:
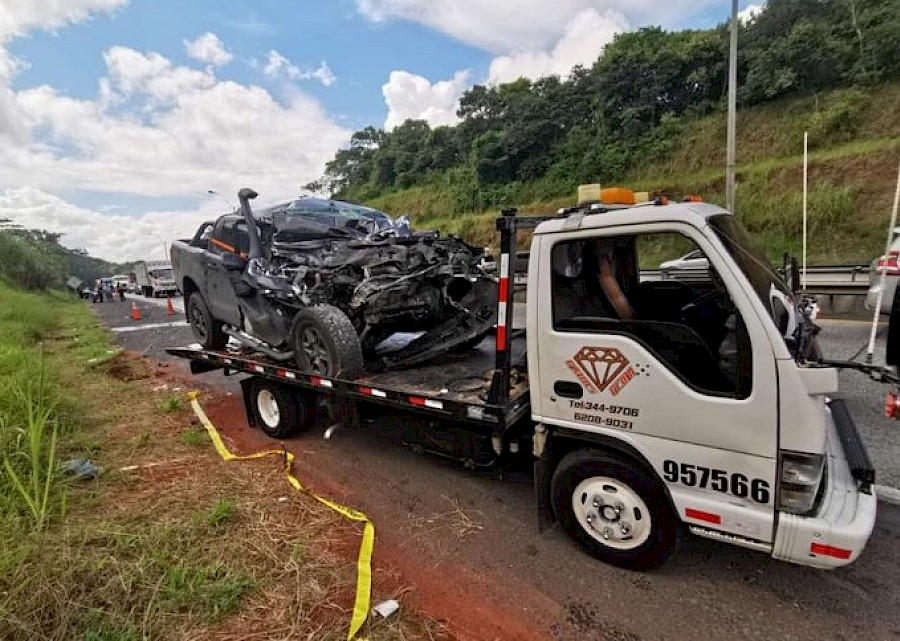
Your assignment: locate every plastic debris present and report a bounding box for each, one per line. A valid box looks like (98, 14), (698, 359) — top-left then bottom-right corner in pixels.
(372, 599), (400, 619)
(61, 459), (102, 480)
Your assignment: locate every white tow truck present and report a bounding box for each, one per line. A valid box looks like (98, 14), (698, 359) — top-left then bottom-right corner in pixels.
(169, 186), (878, 570)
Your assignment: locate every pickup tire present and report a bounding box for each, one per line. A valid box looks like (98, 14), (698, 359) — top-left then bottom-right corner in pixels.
(248, 380), (315, 438)
(187, 292), (229, 350)
(551, 449), (676, 570)
(293, 305), (363, 378)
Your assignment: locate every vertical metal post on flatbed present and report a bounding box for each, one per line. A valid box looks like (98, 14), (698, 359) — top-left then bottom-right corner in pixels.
(488, 208), (518, 410)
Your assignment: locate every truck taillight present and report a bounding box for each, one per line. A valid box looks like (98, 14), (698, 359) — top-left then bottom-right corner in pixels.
(885, 391), (900, 419)
(777, 450), (824, 515)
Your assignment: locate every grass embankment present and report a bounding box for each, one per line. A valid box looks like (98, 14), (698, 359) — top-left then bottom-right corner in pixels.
(0, 282), (443, 641)
(366, 85), (900, 264)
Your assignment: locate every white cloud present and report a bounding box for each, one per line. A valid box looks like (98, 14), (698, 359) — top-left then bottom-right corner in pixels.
(739, 3), (764, 24)
(103, 46), (215, 104)
(263, 49), (300, 79)
(0, 186), (215, 262)
(5, 50), (350, 200)
(0, 0), (127, 41)
(0, 43), (348, 261)
(488, 7), (627, 83)
(263, 50), (336, 87)
(357, 0), (717, 54)
(303, 61), (337, 87)
(184, 32), (233, 67)
(382, 69), (470, 129)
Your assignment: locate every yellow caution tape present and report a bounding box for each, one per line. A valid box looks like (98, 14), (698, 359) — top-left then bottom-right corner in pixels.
(188, 391), (373, 641)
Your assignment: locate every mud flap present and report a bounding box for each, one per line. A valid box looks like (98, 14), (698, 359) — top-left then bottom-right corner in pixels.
(535, 436), (557, 533)
(378, 278), (497, 370)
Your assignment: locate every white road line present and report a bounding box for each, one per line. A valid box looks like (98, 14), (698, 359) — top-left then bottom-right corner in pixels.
(111, 321), (189, 333)
(876, 484), (900, 506)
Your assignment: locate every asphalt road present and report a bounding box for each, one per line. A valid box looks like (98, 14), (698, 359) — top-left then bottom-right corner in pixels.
(92, 296), (900, 641)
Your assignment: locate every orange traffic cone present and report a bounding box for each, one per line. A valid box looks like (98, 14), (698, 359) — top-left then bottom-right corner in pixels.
(130, 302), (142, 321)
(166, 295), (176, 316)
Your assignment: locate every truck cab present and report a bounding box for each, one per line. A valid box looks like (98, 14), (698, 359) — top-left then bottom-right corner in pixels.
(528, 197), (876, 569)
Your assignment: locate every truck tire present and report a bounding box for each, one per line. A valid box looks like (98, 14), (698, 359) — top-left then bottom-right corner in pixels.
(187, 293), (229, 350)
(249, 381), (315, 438)
(293, 305), (364, 378)
(551, 449), (676, 570)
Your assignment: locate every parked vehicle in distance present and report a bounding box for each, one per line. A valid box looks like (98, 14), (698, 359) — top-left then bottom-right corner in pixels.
(133, 260), (178, 298)
(112, 274), (129, 292)
(866, 229), (900, 314)
(660, 249), (710, 282)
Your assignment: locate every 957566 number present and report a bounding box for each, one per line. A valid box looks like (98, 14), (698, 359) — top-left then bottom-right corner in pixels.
(662, 460), (771, 504)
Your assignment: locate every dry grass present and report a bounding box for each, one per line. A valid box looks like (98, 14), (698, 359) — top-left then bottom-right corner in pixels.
(0, 295), (450, 641)
(408, 496), (484, 542)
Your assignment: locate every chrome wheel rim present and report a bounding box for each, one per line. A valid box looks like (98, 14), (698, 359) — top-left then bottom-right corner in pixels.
(571, 476), (651, 550)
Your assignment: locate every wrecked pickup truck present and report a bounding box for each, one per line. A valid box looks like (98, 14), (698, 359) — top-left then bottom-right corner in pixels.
(170, 189), (496, 377)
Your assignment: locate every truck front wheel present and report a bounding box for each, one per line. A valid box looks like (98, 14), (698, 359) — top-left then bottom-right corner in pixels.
(187, 293), (229, 350)
(551, 449), (676, 570)
(292, 305), (363, 378)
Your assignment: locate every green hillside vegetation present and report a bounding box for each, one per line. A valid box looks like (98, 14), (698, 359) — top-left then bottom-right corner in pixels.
(0, 226), (125, 290)
(313, 0), (900, 263)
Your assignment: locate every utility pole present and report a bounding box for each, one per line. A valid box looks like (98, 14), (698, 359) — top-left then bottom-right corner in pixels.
(726, 0), (738, 213)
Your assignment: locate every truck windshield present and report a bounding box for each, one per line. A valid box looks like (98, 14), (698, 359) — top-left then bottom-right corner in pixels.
(151, 269), (174, 279)
(709, 214), (797, 337)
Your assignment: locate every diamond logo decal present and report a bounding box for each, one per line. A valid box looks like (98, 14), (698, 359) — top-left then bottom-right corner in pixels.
(565, 347), (639, 396)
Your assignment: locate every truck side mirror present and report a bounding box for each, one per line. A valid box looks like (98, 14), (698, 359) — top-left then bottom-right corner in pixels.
(887, 290), (900, 368)
(221, 251), (247, 271)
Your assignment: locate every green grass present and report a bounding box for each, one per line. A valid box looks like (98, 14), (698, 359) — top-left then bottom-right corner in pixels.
(180, 427), (208, 447)
(204, 498), (237, 527)
(0, 281), (451, 641)
(161, 562), (253, 619)
(157, 396), (183, 413)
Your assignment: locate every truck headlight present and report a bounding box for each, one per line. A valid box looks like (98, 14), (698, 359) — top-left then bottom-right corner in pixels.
(778, 450), (825, 514)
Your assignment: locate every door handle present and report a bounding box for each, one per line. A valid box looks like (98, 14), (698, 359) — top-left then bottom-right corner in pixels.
(554, 381), (583, 399)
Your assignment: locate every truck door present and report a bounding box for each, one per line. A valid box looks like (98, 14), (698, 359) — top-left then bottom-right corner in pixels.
(206, 218), (245, 326)
(534, 224), (779, 543)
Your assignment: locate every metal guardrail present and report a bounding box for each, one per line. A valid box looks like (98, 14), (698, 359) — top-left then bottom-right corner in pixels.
(508, 260), (872, 295)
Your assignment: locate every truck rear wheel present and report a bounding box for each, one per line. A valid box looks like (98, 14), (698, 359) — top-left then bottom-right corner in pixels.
(551, 449), (676, 570)
(292, 305), (363, 379)
(248, 381), (315, 438)
(187, 293), (228, 350)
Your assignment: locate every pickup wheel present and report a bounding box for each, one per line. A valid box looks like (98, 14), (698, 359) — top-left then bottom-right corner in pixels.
(187, 293), (229, 350)
(293, 305), (363, 379)
(551, 449), (676, 570)
(249, 381), (315, 438)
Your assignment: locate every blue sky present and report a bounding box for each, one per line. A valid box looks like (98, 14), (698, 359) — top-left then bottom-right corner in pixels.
(8, 0), (490, 130)
(0, 0), (761, 261)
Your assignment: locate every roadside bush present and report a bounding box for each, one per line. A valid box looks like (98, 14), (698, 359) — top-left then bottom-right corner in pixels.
(0, 232), (65, 290)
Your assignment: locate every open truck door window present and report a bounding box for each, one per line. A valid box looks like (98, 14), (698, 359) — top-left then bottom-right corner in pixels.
(550, 232), (752, 398)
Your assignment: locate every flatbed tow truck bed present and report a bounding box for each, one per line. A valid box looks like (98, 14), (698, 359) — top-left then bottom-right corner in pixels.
(167, 334), (530, 433)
